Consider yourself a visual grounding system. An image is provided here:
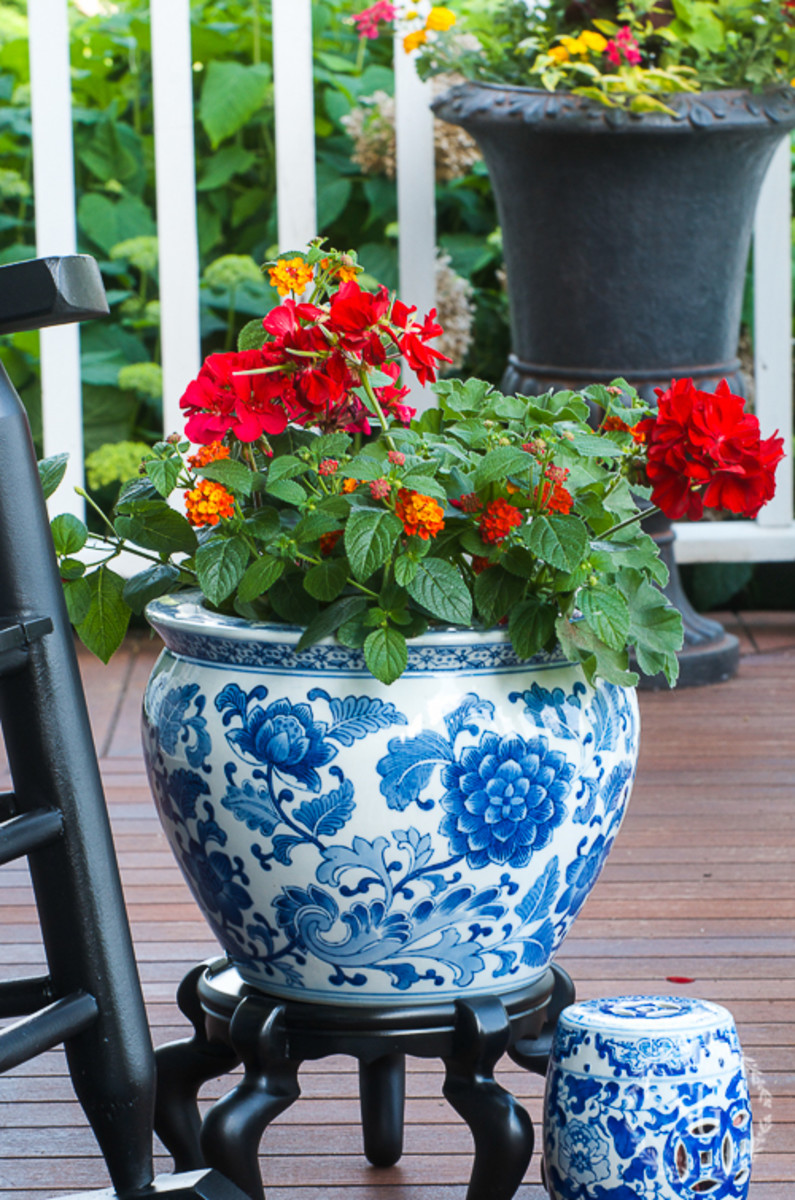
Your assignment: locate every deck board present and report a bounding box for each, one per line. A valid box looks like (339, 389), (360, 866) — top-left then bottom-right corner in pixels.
(0, 619), (793, 1199)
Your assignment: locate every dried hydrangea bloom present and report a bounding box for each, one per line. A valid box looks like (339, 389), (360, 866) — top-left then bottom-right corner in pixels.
(434, 251), (475, 372)
(342, 76), (480, 183)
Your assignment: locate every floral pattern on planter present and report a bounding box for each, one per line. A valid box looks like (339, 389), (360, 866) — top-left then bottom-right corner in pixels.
(142, 608), (639, 1005)
(544, 996), (753, 1200)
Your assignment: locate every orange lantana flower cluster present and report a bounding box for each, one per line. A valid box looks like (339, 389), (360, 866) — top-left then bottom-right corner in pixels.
(395, 488), (445, 540)
(188, 440), (230, 469)
(535, 465), (574, 515)
(184, 478), (235, 527)
(602, 415), (646, 443)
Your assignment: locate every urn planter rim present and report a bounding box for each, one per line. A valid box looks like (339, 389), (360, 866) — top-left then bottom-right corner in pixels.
(144, 590), (579, 674)
(431, 80), (795, 134)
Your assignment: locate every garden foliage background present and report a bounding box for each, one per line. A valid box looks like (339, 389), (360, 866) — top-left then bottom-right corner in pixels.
(0, 0), (506, 496)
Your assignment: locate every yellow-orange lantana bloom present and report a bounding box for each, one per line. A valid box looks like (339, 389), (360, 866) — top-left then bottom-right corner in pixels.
(403, 28), (427, 52)
(268, 257), (314, 297)
(548, 44), (570, 63)
(426, 6), (457, 32)
(580, 29), (608, 52)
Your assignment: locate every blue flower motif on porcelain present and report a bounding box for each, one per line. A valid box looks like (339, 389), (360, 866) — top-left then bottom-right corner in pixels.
(142, 598), (639, 1004)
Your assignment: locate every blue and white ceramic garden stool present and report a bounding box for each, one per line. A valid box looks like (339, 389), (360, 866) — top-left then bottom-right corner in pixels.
(543, 995), (753, 1200)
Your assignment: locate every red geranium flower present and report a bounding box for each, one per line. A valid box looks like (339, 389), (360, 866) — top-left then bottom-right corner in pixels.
(638, 377), (784, 520)
(329, 280), (391, 344)
(398, 308), (452, 386)
(180, 350), (290, 444)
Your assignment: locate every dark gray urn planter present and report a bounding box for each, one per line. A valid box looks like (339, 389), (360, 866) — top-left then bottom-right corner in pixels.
(433, 83), (795, 688)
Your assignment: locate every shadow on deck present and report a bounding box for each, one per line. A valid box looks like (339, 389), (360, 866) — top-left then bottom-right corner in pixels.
(0, 611), (792, 1199)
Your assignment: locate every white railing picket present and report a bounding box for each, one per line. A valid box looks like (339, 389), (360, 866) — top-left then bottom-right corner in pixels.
(28, 0), (84, 518)
(272, 0), (317, 250)
(150, 0), (202, 437)
(394, 37), (436, 413)
(753, 138), (793, 529)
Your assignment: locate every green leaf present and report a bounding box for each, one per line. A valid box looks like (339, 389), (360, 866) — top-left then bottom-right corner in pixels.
(567, 429), (624, 458)
(342, 455), (387, 482)
(509, 597), (557, 659)
(265, 478), (307, 505)
(197, 145), (257, 191)
(394, 555), (418, 587)
(238, 319), (265, 351)
(122, 564), (181, 615)
(115, 502), (198, 556)
(74, 567), (131, 663)
(38, 453), (69, 500)
(407, 558), (473, 626)
(246, 507), (281, 542)
(555, 616), (638, 688)
(59, 558), (86, 581)
(63, 577), (91, 626)
(621, 572), (684, 665)
(303, 557), (349, 602)
(199, 60), (272, 148)
(269, 573), (319, 625)
(399, 473), (446, 501)
(50, 513), (87, 556)
(296, 595), (369, 651)
(198, 458), (256, 497)
(473, 445), (533, 490)
(195, 537), (250, 605)
(473, 567), (526, 627)
(236, 555), (285, 603)
(578, 585), (631, 651)
(292, 511), (343, 542)
(344, 509), (402, 581)
(364, 626), (408, 685)
(525, 515), (589, 573)
(267, 455), (306, 482)
(313, 432), (352, 459)
(146, 455), (181, 498)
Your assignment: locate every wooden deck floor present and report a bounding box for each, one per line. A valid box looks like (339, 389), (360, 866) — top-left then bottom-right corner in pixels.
(0, 612), (793, 1200)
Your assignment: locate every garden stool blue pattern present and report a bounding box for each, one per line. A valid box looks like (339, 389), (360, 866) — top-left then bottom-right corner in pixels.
(543, 995), (752, 1200)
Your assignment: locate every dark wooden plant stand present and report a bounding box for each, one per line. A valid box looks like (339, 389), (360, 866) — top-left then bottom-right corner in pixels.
(155, 957), (575, 1200)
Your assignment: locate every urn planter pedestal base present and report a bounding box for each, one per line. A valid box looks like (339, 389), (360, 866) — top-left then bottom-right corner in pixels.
(154, 957), (576, 1200)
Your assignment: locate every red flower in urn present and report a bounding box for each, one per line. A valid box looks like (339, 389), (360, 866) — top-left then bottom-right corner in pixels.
(637, 378), (784, 521)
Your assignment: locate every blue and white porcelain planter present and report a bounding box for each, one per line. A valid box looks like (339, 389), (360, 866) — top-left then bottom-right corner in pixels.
(141, 594), (639, 1007)
(544, 995), (753, 1200)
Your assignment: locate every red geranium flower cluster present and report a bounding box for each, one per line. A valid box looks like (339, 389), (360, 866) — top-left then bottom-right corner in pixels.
(180, 271), (450, 443)
(637, 378), (784, 520)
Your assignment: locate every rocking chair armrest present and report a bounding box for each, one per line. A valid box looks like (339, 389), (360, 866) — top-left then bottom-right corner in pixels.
(0, 255), (108, 335)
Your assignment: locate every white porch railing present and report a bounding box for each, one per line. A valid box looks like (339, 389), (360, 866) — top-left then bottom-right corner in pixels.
(26, 0), (795, 561)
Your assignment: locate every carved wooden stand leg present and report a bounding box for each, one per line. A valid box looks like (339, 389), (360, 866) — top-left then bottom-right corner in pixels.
(155, 964), (241, 1171)
(358, 1052), (406, 1167)
(200, 998), (301, 1200)
(442, 996), (534, 1200)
